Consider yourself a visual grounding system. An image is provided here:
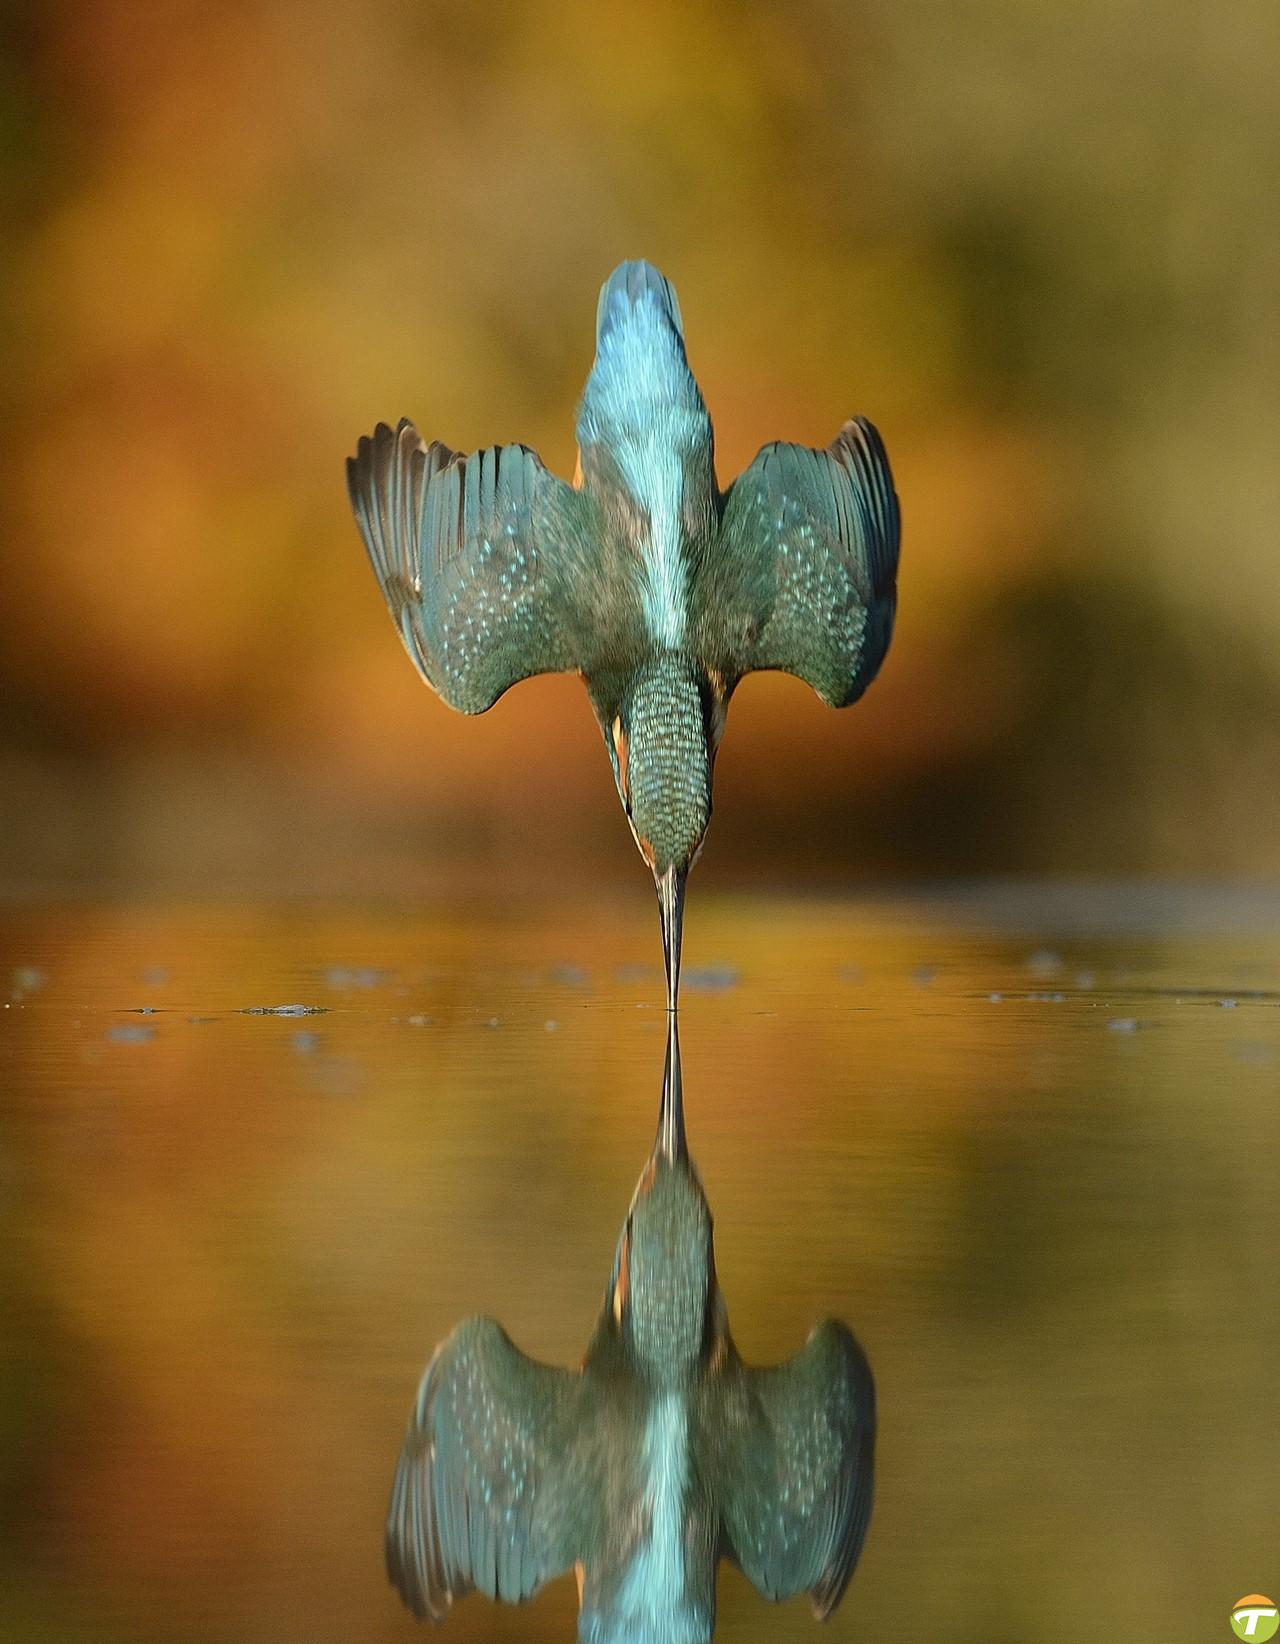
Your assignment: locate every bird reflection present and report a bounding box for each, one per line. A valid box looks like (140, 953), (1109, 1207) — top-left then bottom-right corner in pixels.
(348, 260), (900, 1012)
(386, 1020), (875, 1641)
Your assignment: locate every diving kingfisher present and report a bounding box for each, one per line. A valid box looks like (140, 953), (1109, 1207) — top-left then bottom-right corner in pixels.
(385, 1021), (876, 1642)
(348, 260), (900, 1007)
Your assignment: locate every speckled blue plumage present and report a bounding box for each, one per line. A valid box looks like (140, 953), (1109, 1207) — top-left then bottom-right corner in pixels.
(384, 1028), (875, 1642)
(346, 258), (899, 881)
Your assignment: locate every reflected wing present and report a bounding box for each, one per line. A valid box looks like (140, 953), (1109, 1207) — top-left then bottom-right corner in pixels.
(705, 417), (899, 706)
(387, 1316), (583, 1620)
(720, 1320), (875, 1618)
(347, 420), (592, 713)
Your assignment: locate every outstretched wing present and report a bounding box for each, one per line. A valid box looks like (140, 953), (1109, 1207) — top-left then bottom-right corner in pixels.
(387, 1316), (585, 1620)
(703, 417), (899, 707)
(347, 420), (592, 713)
(718, 1320), (875, 1618)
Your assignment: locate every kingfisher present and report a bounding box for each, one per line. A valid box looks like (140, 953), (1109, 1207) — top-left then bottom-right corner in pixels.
(385, 1019), (876, 1642)
(348, 260), (900, 1006)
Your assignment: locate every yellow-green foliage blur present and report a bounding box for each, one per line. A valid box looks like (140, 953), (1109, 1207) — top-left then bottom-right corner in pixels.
(1, 0), (1277, 890)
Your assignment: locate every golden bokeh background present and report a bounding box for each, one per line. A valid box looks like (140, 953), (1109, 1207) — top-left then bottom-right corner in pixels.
(3, 0), (1278, 893)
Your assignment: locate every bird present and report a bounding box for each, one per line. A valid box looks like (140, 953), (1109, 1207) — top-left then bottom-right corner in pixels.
(385, 1018), (876, 1643)
(347, 260), (900, 1008)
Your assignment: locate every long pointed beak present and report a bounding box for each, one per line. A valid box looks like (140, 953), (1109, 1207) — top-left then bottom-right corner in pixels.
(655, 1012), (686, 1163)
(656, 866), (686, 1015)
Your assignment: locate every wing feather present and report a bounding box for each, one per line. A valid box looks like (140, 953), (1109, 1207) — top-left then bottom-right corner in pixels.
(347, 420), (592, 713)
(386, 1316), (584, 1621)
(718, 1320), (875, 1618)
(706, 416), (900, 707)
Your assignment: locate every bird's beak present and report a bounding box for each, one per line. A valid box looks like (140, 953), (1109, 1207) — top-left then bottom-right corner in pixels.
(656, 866), (686, 1014)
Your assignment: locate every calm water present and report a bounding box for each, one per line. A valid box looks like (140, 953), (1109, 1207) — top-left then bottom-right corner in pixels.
(1, 886), (1278, 1644)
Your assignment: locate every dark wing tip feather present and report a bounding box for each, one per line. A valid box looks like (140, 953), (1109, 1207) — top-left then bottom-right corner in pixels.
(385, 1342), (455, 1623)
(808, 1321), (875, 1620)
(833, 416), (900, 596)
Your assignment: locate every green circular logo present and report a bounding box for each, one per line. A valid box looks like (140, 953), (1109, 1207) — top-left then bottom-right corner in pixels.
(1232, 1597), (1280, 1641)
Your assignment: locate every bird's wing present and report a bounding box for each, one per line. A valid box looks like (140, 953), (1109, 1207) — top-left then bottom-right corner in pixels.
(704, 417), (899, 706)
(717, 1320), (875, 1618)
(347, 420), (594, 713)
(386, 1316), (585, 1620)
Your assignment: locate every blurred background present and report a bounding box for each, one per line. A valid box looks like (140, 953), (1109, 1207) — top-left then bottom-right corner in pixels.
(3, 6), (1280, 1643)
(2, 0), (1278, 897)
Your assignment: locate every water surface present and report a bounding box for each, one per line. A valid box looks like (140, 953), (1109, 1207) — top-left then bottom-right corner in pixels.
(2, 887), (1278, 1643)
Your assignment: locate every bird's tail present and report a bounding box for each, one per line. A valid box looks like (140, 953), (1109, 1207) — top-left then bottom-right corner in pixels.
(595, 259), (686, 347)
(578, 261), (708, 455)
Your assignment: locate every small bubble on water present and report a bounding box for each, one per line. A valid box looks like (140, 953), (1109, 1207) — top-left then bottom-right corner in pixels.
(684, 966), (740, 993)
(325, 966), (388, 990)
(107, 1024), (155, 1044)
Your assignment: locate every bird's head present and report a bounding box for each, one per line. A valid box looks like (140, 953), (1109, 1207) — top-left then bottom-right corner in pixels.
(612, 1157), (713, 1381)
(606, 658), (718, 875)
(607, 1018), (717, 1381)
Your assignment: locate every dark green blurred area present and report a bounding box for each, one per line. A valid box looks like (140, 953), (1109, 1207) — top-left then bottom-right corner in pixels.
(1, 0), (1278, 892)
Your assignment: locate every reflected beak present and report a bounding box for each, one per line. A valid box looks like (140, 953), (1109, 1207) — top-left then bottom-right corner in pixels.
(656, 1011), (687, 1162)
(656, 866), (686, 1014)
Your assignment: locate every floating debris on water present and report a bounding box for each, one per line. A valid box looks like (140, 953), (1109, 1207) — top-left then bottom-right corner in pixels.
(107, 1024), (155, 1044)
(1107, 1017), (1140, 1033)
(683, 965), (740, 993)
(241, 1004), (328, 1017)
